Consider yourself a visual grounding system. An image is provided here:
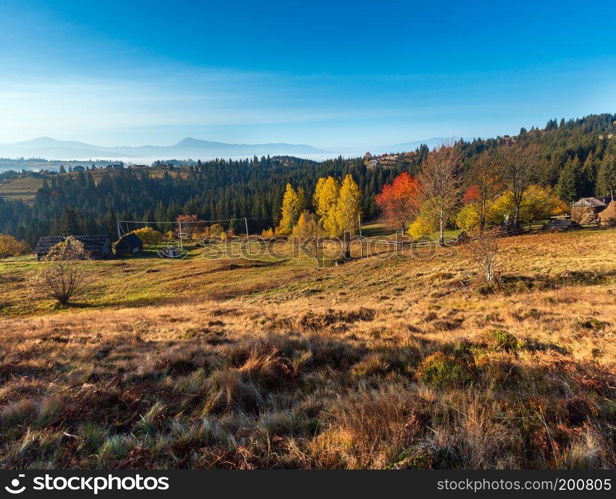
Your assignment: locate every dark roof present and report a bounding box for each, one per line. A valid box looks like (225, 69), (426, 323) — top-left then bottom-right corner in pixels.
(573, 197), (607, 208)
(115, 233), (143, 253)
(34, 235), (112, 257)
(541, 219), (582, 232)
(34, 236), (64, 255)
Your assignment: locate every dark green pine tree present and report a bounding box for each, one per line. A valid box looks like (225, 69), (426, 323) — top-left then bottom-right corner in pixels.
(556, 157), (581, 204)
(104, 205), (118, 240)
(597, 147), (616, 201)
(59, 206), (82, 235)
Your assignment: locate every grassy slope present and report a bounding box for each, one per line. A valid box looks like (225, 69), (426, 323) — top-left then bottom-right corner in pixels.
(0, 167), (192, 203)
(0, 229), (615, 469)
(0, 177), (45, 202)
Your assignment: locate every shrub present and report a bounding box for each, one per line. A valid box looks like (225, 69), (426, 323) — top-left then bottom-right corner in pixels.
(0, 234), (28, 259)
(28, 236), (91, 304)
(488, 329), (519, 352)
(407, 216), (435, 239)
(418, 352), (474, 388)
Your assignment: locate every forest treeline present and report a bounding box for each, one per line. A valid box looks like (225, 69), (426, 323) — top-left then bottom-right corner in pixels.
(0, 113), (614, 246)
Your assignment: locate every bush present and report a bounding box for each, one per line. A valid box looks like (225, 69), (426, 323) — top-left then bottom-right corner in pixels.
(408, 216), (435, 239)
(28, 236), (91, 304)
(418, 352), (474, 388)
(0, 234), (28, 259)
(488, 329), (519, 352)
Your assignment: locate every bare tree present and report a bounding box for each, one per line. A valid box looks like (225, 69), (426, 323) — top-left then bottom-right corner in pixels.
(471, 228), (500, 284)
(29, 236), (91, 305)
(496, 142), (542, 233)
(418, 146), (462, 245)
(469, 149), (503, 232)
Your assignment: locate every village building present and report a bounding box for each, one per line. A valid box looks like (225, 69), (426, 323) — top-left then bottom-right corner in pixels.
(34, 235), (113, 260)
(571, 197), (608, 225)
(114, 233), (143, 255)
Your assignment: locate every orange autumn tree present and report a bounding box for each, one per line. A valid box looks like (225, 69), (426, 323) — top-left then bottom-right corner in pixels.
(462, 185), (481, 204)
(375, 172), (421, 230)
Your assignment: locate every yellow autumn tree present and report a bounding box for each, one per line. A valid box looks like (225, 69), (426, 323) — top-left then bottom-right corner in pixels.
(0, 234), (28, 259)
(408, 215), (436, 238)
(489, 185), (567, 227)
(334, 174), (361, 257)
(313, 176), (340, 234)
(276, 183), (301, 235)
(292, 211), (320, 238)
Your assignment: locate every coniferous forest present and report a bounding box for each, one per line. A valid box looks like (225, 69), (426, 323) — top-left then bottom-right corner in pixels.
(1, 113), (615, 246)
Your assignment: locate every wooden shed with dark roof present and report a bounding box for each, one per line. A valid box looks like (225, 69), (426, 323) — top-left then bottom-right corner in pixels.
(34, 235), (113, 260)
(115, 233), (143, 256)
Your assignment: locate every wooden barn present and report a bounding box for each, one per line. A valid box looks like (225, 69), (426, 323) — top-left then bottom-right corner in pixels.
(34, 235), (113, 260)
(115, 233), (143, 255)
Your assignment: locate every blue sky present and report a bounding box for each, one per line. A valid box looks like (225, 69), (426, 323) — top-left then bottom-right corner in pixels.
(0, 0), (615, 151)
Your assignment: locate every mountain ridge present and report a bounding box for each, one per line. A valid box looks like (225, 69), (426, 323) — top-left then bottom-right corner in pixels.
(0, 136), (327, 161)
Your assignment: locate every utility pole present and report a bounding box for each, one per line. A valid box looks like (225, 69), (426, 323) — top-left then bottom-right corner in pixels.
(244, 217), (249, 237)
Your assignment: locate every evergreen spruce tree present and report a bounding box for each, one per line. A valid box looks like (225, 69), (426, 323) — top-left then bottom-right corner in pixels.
(597, 146), (616, 200)
(556, 157), (581, 204)
(59, 207), (81, 235)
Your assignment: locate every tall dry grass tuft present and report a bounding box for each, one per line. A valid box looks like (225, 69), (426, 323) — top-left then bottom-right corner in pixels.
(310, 386), (429, 469)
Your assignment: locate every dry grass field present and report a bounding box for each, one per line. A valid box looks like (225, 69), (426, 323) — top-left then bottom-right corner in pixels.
(0, 176), (45, 203)
(0, 229), (615, 469)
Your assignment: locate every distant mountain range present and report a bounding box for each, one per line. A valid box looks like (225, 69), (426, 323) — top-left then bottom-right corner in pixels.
(0, 136), (472, 163)
(0, 136), (326, 161)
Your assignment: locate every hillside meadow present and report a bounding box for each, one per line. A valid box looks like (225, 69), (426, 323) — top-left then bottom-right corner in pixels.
(0, 229), (614, 469)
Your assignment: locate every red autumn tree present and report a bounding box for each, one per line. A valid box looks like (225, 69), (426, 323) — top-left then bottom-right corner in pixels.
(462, 185), (481, 204)
(375, 172), (421, 230)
